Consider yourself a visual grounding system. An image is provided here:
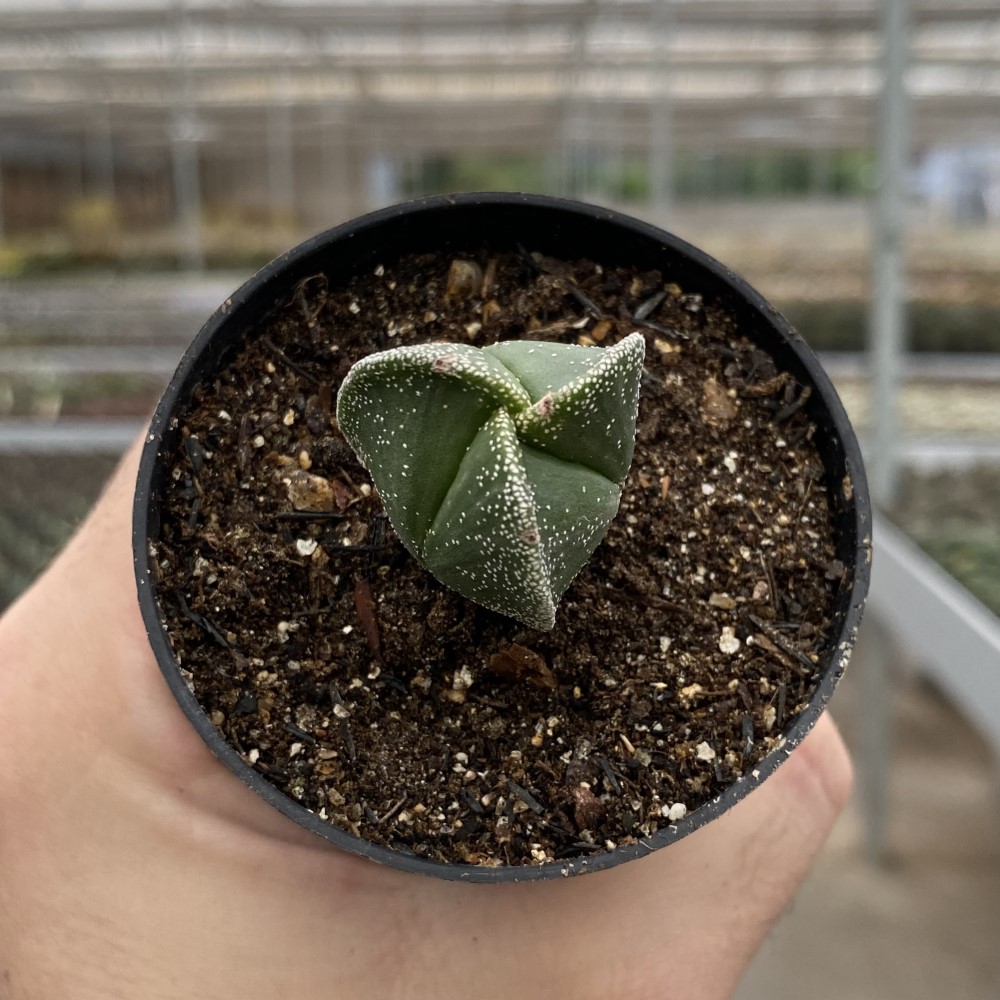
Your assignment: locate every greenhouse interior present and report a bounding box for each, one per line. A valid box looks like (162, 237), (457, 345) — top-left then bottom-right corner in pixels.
(1, 1), (999, 997)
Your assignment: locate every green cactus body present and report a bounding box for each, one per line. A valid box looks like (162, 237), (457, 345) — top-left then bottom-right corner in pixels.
(336, 332), (645, 630)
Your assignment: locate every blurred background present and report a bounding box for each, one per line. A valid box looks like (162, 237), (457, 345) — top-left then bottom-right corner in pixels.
(1, 1), (998, 996)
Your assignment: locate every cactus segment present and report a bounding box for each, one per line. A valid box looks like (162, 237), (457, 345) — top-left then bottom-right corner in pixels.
(337, 333), (645, 629)
(491, 336), (644, 483)
(423, 409), (556, 630)
(335, 343), (529, 546)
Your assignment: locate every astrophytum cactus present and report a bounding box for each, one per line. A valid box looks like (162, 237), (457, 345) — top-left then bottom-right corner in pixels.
(336, 332), (645, 630)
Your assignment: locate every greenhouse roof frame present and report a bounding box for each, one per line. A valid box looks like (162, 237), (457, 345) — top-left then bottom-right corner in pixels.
(0, 0), (998, 157)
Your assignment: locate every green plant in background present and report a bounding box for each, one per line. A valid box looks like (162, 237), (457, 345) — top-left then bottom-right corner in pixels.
(337, 333), (645, 629)
(65, 196), (122, 260)
(782, 301), (1000, 354)
(0, 242), (27, 279)
(917, 528), (1000, 618)
(0, 454), (118, 611)
(402, 153), (548, 199)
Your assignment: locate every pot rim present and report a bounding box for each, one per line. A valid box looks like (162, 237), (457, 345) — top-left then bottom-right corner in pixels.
(133, 192), (872, 883)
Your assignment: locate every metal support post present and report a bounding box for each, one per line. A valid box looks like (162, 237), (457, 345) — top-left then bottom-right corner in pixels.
(856, 616), (896, 865)
(868, 0), (910, 508)
(321, 122), (342, 222)
(566, 108), (589, 196)
(91, 101), (116, 201)
(170, 122), (204, 271)
(648, 0), (674, 220)
(608, 97), (627, 203)
(810, 146), (832, 199)
(267, 80), (295, 226)
(170, 0), (204, 271)
(552, 0), (595, 198)
(67, 139), (85, 203)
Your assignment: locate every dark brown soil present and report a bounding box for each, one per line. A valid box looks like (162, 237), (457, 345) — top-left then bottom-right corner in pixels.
(154, 248), (842, 868)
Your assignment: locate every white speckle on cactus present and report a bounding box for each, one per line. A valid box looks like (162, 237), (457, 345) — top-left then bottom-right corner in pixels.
(337, 333), (645, 630)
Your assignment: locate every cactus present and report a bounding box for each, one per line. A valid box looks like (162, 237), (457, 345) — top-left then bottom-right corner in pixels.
(336, 332), (645, 630)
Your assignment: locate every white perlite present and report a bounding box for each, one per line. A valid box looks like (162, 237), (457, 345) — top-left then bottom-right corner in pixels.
(718, 626), (741, 654)
(295, 538), (318, 557)
(661, 802), (688, 822)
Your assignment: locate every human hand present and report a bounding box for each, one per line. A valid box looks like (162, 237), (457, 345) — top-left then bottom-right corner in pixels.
(0, 435), (852, 1000)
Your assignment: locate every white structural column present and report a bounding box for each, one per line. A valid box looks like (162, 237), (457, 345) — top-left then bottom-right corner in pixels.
(869, 0), (910, 508)
(648, 0), (674, 220)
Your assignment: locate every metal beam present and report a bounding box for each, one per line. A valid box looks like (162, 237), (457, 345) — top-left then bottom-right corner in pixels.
(12, 97), (997, 151)
(0, 0), (997, 36)
(5, 48), (1000, 80)
(0, 419), (144, 456)
(0, 0), (995, 171)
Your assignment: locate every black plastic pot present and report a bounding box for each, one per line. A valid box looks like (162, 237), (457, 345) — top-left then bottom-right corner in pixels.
(134, 192), (872, 883)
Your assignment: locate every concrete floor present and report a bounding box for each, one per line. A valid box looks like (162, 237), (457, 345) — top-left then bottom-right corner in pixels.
(737, 655), (1000, 1000)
